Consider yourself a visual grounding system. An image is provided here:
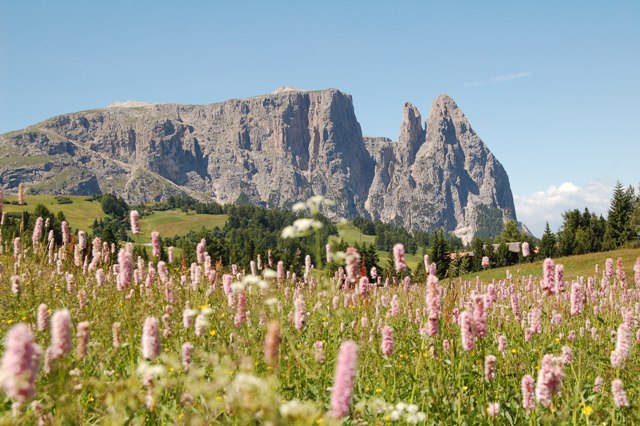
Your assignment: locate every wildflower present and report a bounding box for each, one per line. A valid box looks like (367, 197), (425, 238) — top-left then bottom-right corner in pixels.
(330, 340), (358, 419)
(542, 258), (554, 296)
(294, 296), (306, 331)
(195, 314), (208, 337)
(0, 324), (40, 403)
(484, 355), (496, 381)
(611, 379), (629, 408)
(264, 321), (281, 368)
(605, 258), (613, 278)
(76, 322), (90, 360)
(393, 243), (407, 272)
(381, 326), (394, 356)
(521, 242), (530, 257)
(181, 342), (194, 370)
(345, 247), (361, 283)
(50, 309), (72, 359)
(535, 354), (564, 408)
(473, 295), (487, 338)
(498, 335), (507, 354)
(487, 402), (500, 418)
(593, 376), (603, 393)
(141, 317), (160, 359)
(151, 231), (160, 258)
(196, 238), (206, 264)
(481, 256), (490, 269)
(460, 310), (475, 351)
(581, 405), (593, 416)
(37, 304), (49, 332)
(570, 282), (582, 315)
(521, 374), (535, 411)
(610, 322), (631, 368)
(117, 248), (132, 290)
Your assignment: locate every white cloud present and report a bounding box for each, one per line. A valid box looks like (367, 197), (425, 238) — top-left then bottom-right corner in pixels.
(464, 71), (533, 87)
(514, 180), (613, 237)
(490, 71), (533, 82)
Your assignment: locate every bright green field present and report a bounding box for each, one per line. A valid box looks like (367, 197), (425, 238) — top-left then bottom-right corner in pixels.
(2, 195), (105, 231)
(2, 195), (228, 240)
(132, 211), (228, 243)
(459, 247), (640, 282)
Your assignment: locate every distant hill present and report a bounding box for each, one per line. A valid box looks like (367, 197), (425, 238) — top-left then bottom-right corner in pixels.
(0, 88), (516, 243)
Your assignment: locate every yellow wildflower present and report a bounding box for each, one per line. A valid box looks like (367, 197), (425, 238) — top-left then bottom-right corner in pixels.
(582, 405), (593, 416)
(209, 330), (217, 336)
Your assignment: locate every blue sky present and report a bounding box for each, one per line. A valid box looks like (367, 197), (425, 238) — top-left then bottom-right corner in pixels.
(1, 1), (639, 235)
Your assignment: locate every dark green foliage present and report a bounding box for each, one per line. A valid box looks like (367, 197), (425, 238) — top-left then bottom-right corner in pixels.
(165, 204), (338, 275)
(54, 196), (73, 204)
(604, 183), (636, 249)
(99, 194), (129, 219)
(539, 222), (557, 258)
(91, 193), (130, 246)
(428, 230), (449, 278)
(92, 217), (127, 246)
(0, 205), (67, 246)
(152, 194), (224, 215)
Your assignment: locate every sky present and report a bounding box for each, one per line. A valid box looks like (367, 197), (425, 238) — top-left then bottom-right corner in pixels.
(1, 1), (639, 236)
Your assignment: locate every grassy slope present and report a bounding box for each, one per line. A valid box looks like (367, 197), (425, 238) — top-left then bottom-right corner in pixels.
(459, 247), (640, 282)
(132, 211), (227, 243)
(2, 195), (227, 240)
(2, 195), (105, 231)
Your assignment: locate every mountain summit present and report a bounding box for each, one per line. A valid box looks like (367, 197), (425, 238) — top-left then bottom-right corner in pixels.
(0, 88), (516, 242)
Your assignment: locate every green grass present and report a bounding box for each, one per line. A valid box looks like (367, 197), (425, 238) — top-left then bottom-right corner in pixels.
(132, 210), (228, 243)
(2, 195), (228, 240)
(459, 247), (640, 282)
(2, 195), (105, 231)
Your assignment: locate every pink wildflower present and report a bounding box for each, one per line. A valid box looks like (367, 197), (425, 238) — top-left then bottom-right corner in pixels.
(181, 342), (194, 370)
(393, 243), (406, 272)
(50, 309), (72, 359)
(345, 247), (360, 283)
(487, 402), (500, 418)
(294, 296), (306, 331)
(535, 354), (564, 408)
(130, 210), (140, 234)
(141, 317), (160, 359)
(605, 258), (613, 278)
(521, 375), (535, 411)
(521, 241), (530, 257)
(151, 231), (160, 258)
(314, 340), (325, 364)
(481, 256), (490, 269)
(460, 310), (476, 351)
(612, 379), (629, 408)
(484, 355), (496, 381)
(330, 340), (358, 419)
(0, 324), (40, 403)
(381, 326), (394, 356)
(37, 304), (49, 332)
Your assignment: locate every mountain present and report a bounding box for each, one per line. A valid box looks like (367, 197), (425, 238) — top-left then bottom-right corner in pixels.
(0, 88), (516, 242)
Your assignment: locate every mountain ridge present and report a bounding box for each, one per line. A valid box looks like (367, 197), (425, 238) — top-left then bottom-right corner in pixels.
(0, 88), (517, 242)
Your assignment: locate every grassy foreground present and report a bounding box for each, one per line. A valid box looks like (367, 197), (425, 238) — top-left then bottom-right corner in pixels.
(0, 230), (639, 423)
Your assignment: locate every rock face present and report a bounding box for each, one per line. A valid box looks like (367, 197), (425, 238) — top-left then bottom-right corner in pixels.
(0, 88), (516, 241)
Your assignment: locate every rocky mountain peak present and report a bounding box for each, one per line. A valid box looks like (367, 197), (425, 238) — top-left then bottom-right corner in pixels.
(397, 102), (424, 164)
(0, 89), (517, 242)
